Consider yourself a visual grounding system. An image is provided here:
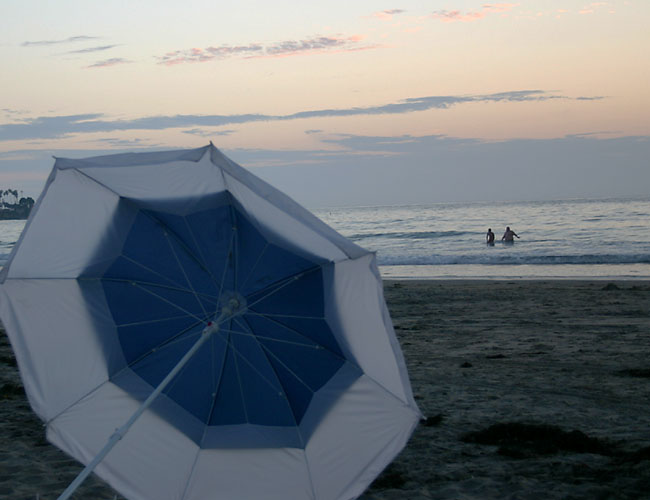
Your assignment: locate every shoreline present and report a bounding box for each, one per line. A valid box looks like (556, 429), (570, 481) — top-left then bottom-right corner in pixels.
(379, 264), (650, 281)
(2, 279), (649, 499)
(383, 278), (650, 283)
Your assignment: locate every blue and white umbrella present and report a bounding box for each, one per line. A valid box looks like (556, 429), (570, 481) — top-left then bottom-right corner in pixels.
(0, 144), (421, 500)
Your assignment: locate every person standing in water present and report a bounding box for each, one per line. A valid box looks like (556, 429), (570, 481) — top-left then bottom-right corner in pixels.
(486, 228), (495, 245)
(502, 226), (519, 242)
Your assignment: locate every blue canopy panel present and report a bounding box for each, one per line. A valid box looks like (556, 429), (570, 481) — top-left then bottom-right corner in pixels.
(94, 197), (348, 446)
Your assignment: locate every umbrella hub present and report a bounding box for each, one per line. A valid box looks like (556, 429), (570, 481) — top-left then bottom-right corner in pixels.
(219, 290), (247, 315)
(204, 291), (247, 334)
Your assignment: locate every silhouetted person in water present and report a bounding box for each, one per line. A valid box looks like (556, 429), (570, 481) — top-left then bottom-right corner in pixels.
(502, 226), (519, 242)
(486, 228), (495, 245)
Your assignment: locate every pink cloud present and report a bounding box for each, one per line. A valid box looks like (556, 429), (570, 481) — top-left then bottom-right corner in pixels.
(85, 57), (131, 69)
(482, 3), (518, 13)
(372, 9), (406, 21)
(579, 2), (609, 14)
(156, 35), (375, 65)
(432, 3), (518, 23)
(432, 9), (486, 22)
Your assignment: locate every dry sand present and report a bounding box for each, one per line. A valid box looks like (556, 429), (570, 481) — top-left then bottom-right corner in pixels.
(2, 280), (650, 499)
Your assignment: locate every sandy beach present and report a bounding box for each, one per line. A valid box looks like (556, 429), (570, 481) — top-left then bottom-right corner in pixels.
(2, 280), (650, 499)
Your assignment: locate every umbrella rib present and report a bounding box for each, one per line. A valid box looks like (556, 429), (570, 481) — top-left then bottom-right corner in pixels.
(229, 318), (249, 424)
(234, 316), (306, 446)
(65, 170), (229, 293)
(248, 311), (408, 408)
(99, 277), (220, 302)
(257, 343), (315, 395)
(163, 230), (209, 319)
(247, 310), (410, 411)
(246, 311), (325, 321)
(157, 342), (197, 396)
(118, 254), (189, 290)
(115, 313), (202, 328)
(209, 325), (288, 402)
(132, 283), (208, 324)
(180, 214), (228, 294)
(238, 242), (269, 292)
(178, 450), (202, 500)
(245, 309), (344, 360)
(224, 328), (323, 350)
(58, 173), (216, 288)
(245, 332), (316, 395)
(44, 318), (206, 427)
(215, 226), (237, 315)
(244, 265), (322, 312)
(229, 204), (240, 293)
(201, 331), (229, 429)
(140, 210), (220, 286)
(124, 318), (206, 370)
(183, 216), (211, 277)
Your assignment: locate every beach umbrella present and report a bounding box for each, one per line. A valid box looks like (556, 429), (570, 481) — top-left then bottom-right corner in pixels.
(0, 144), (421, 500)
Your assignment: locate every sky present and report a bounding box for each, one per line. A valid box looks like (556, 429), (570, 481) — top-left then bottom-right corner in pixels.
(1, 0), (648, 207)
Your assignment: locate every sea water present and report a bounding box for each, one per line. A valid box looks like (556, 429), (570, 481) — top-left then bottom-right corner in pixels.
(1, 198), (649, 279)
(312, 198), (650, 279)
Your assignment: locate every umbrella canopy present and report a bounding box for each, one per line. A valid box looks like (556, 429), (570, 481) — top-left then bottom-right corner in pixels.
(0, 144), (421, 500)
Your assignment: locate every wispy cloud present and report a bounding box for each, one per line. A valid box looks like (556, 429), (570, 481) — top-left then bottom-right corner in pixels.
(432, 10), (485, 22)
(65, 45), (118, 54)
(372, 9), (406, 21)
(93, 137), (149, 147)
(85, 57), (132, 68)
(156, 35), (373, 65)
(579, 2), (609, 14)
(264, 35), (368, 57)
(432, 3), (518, 23)
(4, 134), (648, 203)
(182, 128), (235, 137)
(22, 35), (100, 47)
(2, 108), (28, 117)
(0, 90), (593, 141)
(159, 45), (263, 65)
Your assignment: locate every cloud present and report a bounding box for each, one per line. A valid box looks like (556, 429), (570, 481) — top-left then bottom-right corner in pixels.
(85, 58), (132, 68)
(0, 90), (589, 141)
(432, 9), (486, 22)
(156, 35), (373, 65)
(156, 45), (262, 65)
(579, 2), (610, 14)
(372, 9), (406, 20)
(432, 3), (518, 23)
(93, 137), (149, 147)
(264, 36), (367, 57)
(230, 134), (650, 206)
(482, 3), (519, 13)
(182, 128), (235, 137)
(66, 45), (118, 54)
(3, 134), (649, 204)
(22, 35), (100, 47)
(2, 108), (28, 117)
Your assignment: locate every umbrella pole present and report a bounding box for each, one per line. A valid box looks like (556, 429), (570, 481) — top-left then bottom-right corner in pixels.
(57, 301), (241, 500)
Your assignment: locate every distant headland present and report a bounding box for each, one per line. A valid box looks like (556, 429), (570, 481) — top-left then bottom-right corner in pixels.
(0, 189), (35, 220)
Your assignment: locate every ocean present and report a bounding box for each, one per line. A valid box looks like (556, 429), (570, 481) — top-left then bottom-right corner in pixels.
(312, 197), (650, 279)
(1, 198), (649, 279)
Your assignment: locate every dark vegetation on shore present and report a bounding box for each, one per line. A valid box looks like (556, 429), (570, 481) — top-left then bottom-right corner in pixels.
(0, 189), (34, 220)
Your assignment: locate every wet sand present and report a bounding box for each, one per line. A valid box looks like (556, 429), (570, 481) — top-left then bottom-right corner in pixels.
(2, 280), (650, 499)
